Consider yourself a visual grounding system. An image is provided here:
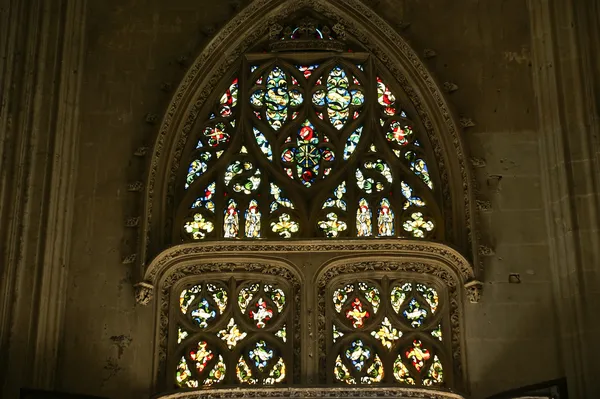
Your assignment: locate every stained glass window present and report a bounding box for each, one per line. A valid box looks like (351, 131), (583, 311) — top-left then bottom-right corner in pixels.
(173, 278), (293, 388)
(179, 53), (440, 242)
(328, 278), (447, 387)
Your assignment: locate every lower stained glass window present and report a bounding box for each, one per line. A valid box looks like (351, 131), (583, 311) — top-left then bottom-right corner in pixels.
(173, 278), (293, 388)
(328, 277), (447, 386)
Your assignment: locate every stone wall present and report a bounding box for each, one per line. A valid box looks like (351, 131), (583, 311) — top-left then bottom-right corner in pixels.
(57, 0), (564, 398)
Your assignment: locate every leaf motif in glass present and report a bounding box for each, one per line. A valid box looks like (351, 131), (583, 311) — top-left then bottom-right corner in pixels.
(176, 356), (198, 388)
(393, 356), (415, 385)
(223, 200), (239, 238)
(264, 284), (286, 313)
(406, 340), (431, 372)
(205, 283), (227, 314)
(332, 324), (344, 343)
(203, 355), (226, 386)
(297, 64), (318, 79)
(238, 283), (260, 313)
(191, 298), (217, 328)
(345, 339), (371, 371)
(416, 284), (439, 313)
(356, 198), (372, 237)
(250, 298), (274, 328)
(218, 318), (247, 349)
(356, 160), (392, 194)
(431, 324), (442, 341)
(343, 126), (363, 160)
(275, 325), (287, 343)
(403, 299), (428, 328)
(248, 340), (274, 370)
(281, 120), (334, 188)
(180, 285), (201, 314)
(178, 327), (189, 344)
(358, 282), (380, 313)
(190, 341), (214, 373)
(386, 120), (413, 146)
(334, 355), (356, 384)
(376, 77), (397, 116)
(318, 212), (347, 238)
(253, 127), (273, 161)
(361, 355), (384, 384)
(184, 213), (215, 240)
(405, 151), (433, 189)
(236, 356), (257, 384)
(191, 182), (216, 212)
(333, 283), (354, 313)
(245, 200), (261, 238)
(401, 181), (426, 210)
(203, 122), (231, 147)
(264, 357), (286, 384)
(423, 355), (443, 386)
(252, 67), (303, 131)
(185, 153), (211, 189)
(391, 283), (412, 313)
(270, 213), (299, 238)
(219, 78), (238, 117)
(371, 317), (402, 349)
(377, 198), (395, 237)
(346, 298), (370, 328)
(403, 212), (434, 238)
(270, 183), (295, 212)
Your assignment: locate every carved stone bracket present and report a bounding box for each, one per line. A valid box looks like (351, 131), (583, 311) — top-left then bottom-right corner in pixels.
(134, 282), (154, 305)
(443, 82), (459, 93)
(423, 48), (437, 58)
(464, 280), (483, 303)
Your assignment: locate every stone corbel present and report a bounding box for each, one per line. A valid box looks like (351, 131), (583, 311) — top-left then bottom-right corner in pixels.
(464, 280), (483, 303)
(134, 282), (154, 305)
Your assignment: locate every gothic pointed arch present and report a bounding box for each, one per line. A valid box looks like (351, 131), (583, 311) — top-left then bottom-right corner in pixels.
(137, 1), (479, 397)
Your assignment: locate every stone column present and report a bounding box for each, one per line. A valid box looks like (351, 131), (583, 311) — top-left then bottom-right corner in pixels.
(0, 0), (86, 397)
(528, 0), (600, 397)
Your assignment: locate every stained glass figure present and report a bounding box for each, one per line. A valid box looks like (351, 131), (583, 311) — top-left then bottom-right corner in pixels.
(333, 284), (354, 313)
(250, 298), (274, 328)
(264, 358), (286, 384)
(178, 327), (189, 344)
(219, 78), (239, 117)
(237, 356), (257, 384)
(345, 339), (371, 371)
(176, 356), (198, 388)
(180, 285), (202, 314)
(218, 318), (248, 349)
(403, 212), (434, 238)
(323, 181), (347, 211)
(270, 213), (299, 238)
(318, 212), (347, 238)
(275, 325), (287, 343)
(377, 199), (395, 237)
(346, 298), (370, 328)
(376, 77), (397, 116)
(431, 325), (442, 341)
(204, 355), (226, 385)
(403, 298), (428, 328)
(190, 341), (214, 373)
(358, 282), (380, 313)
(344, 126), (363, 160)
(312, 66), (364, 130)
(361, 355), (384, 384)
(264, 284), (286, 313)
(245, 200), (261, 238)
(393, 356), (415, 385)
(405, 340), (430, 372)
(391, 283), (412, 313)
(238, 283), (260, 313)
(371, 317), (402, 349)
(184, 213), (215, 240)
(253, 127), (273, 161)
(423, 355), (443, 386)
(224, 200), (239, 238)
(186, 153), (211, 189)
(191, 182), (216, 212)
(249, 340), (274, 370)
(356, 198), (372, 237)
(334, 355), (356, 384)
(416, 284), (439, 313)
(281, 120), (334, 188)
(405, 151), (433, 189)
(270, 183), (295, 211)
(191, 298), (217, 328)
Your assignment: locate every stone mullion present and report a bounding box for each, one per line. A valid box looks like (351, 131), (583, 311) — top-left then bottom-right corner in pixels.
(529, 0), (600, 397)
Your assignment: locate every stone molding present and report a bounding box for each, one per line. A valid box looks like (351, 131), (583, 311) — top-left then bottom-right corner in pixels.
(139, 0), (479, 283)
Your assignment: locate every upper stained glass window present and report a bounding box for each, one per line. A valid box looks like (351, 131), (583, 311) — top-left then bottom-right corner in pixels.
(178, 41), (440, 242)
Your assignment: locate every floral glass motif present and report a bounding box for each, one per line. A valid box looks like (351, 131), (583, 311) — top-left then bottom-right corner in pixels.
(218, 318), (248, 349)
(333, 284), (354, 313)
(204, 355), (226, 386)
(333, 325), (344, 343)
(318, 212), (347, 238)
(236, 356), (257, 384)
(377, 199), (395, 237)
(184, 213), (215, 240)
(185, 153), (211, 189)
(265, 358), (286, 384)
(377, 77), (397, 116)
(253, 127), (273, 161)
(391, 283), (412, 313)
(393, 357), (415, 385)
(323, 181), (347, 211)
(405, 151), (433, 189)
(238, 284), (260, 314)
(416, 284), (439, 313)
(346, 298), (370, 328)
(192, 182), (216, 212)
(202, 122), (231, 148)
(403, 212), (434, 238)
(358, 282), (380, 313)
(251, 66), (302, 131)
(245, 200), (261, 238)
(356, 198), (372, 237)
(345, 339), (371, 371)
(344, 126), (363, 160)
(270, 183), (295, 212)
(423, 355), (443, 386)
(224, 157), (261, 194)
(180, 285), (202, 314)
(386, 120), (413, 146)
(176, 356), (198, 388)
(356, 159), (393, 194)
(271, 213), (299, 238)
(178, 327), (189, 344)
(362, 355), (384, 384)
(190, 341), (214, 373)
(219, 78), (239, 117)
(403, 298), (428, 328)
(249, 340), (274, 370)
(401, 181), (426, 210)
(405, 340), (431, 372)
(371, 317), (402, 349)
(275, 325), (287, 343)
(297, 64), (318, 79)
(264, 284), (286, 313)
(191, 299), (217, 328)
(431, 325), (442, 341)
(313, 66), (364, 130)
(250, 298), (274, 328)
(334, 355), (356, 384)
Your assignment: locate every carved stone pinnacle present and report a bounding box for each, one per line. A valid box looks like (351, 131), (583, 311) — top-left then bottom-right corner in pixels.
(134, 282), (154, 305)
(464, 280), (483, 303)
(443, 82), (459, 93)
(459, 117), (476, 128)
